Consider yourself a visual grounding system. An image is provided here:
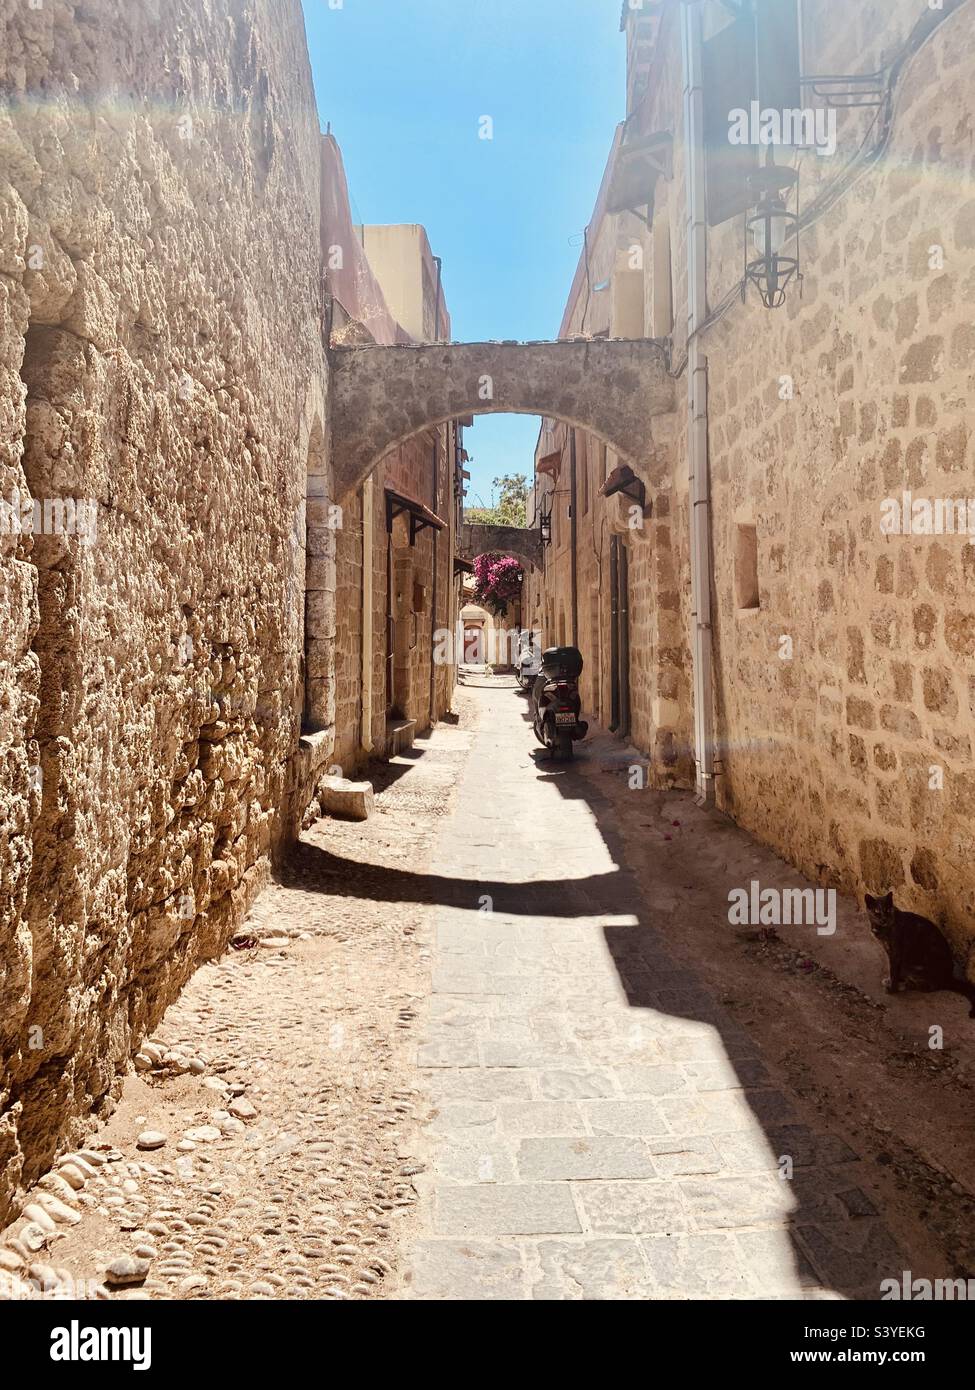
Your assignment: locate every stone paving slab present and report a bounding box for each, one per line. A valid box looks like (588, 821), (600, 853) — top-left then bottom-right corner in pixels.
(499, 1101), (588, 1136)
(537, 1069), (617, 1100)
(573, 1181), (691, 1235)
(642, 1233), (760, 1298)
(405, 1241), (527, 1300)
(434, 1183), (581, 1236)
(433, 1141), (519, 1184)
(425, 1069), (534, 1101)
(517, 1136), (659, 1181)
(403, 682), (910, 1301)
(531, 1237), (657, 1300)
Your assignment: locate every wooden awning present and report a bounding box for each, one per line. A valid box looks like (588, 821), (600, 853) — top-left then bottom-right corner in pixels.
(536, 449), (562, 480)
(385, 486), (446, 545)
(606, 131), (672, 216)
(600, 463), (647, 512)
(453, 556), (475, 575)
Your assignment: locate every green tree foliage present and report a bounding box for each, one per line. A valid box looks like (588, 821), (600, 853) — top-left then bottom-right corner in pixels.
(465, 473), (529, 528)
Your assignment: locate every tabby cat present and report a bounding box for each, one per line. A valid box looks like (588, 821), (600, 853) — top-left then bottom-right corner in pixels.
(865, 892), (975, 1017)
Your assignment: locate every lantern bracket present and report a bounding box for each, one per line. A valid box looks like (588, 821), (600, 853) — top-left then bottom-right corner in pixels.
(799, 71), (887, 110)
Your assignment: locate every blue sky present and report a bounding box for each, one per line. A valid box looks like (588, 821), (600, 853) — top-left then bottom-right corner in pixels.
(301, 0), (625, 507)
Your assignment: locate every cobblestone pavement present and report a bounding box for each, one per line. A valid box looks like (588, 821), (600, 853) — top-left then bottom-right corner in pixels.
(403, 675), (917, 1300)
(0, 704), (476, 1302)
(4, 674), (969, 1301)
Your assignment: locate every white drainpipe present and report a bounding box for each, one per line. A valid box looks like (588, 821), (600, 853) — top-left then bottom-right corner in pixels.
(681, 1), (716, 808)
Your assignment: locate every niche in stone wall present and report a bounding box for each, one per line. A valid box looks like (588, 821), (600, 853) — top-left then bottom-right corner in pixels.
(735, 523), (760, 612)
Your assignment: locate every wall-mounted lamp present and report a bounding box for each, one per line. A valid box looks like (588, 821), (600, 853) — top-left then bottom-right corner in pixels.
(743, 150), (800, 310)
(539, 506), (552, 547)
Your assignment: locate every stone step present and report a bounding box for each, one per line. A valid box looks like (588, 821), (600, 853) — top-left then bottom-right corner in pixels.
(386, 718), (416, 757)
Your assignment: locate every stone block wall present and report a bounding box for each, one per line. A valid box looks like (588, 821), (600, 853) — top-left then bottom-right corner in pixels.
(331, 423), (457, 777)
(383, 425), (454, 735)
(333, 485), (364, 773)
(631, 0), (975, 943)
(697, 1), (975, 944)
(534, 0), (975, 959)
(525, 443), (690, 787)
(0, 0), (330, 1219)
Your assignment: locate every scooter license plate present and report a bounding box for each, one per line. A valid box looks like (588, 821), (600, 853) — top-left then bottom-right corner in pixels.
(554, 711), (576, 727)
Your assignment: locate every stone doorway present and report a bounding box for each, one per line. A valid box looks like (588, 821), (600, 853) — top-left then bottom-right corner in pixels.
(463, 622), (485, 663)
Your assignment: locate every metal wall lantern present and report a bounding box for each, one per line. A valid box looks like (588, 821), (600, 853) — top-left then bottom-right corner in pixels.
(539, 505), (552, 548)
(743, 150), (800, 310)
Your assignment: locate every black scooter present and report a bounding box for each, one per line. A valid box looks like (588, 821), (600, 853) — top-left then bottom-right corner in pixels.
(531, 646), (589, 759)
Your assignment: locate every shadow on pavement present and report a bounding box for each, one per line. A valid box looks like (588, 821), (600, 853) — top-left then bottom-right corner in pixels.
(297, 674), (917, 1299)
(541, 727), (917, 1300)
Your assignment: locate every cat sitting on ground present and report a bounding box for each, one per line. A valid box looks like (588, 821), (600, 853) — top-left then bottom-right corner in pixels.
(865, 892), (975, 1018)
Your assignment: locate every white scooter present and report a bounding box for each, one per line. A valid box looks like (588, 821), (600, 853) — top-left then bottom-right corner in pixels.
(516, 630), (542, 689)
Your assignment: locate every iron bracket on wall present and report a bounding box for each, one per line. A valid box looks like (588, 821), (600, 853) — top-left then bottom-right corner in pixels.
(799, 71), (887, 109)
(385, 489), (445, 548)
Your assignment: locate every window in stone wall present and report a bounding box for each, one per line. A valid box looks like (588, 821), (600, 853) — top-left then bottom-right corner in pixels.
(735, 524), (760, 612)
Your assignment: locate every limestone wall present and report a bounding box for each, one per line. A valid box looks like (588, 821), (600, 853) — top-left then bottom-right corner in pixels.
(537, 0), (975, 962)
(331, 423), (457, 778)
(333, 486), (363, 773)
(384, 425), (455, 736)
(526, 151), (690, 783)
(0, 0), (329, 1218)
(524, 415), (688, 783)
(700, 1), (975, 943)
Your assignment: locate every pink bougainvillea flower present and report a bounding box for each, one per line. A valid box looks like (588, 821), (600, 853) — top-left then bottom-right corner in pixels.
(472, 552), (524, 617)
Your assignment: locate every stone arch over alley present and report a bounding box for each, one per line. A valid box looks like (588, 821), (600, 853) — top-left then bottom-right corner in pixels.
(327, 337), (676, 501)
(456, 521), (543, 573)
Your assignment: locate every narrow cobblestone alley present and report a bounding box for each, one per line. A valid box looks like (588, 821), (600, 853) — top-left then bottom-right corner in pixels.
(5, 676), (975, 1303)
(5, 0), (975, 1347)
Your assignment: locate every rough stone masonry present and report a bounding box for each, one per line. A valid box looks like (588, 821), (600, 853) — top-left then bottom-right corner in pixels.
(524, 0), (975, 961)
(0, 0), (333, 1221)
